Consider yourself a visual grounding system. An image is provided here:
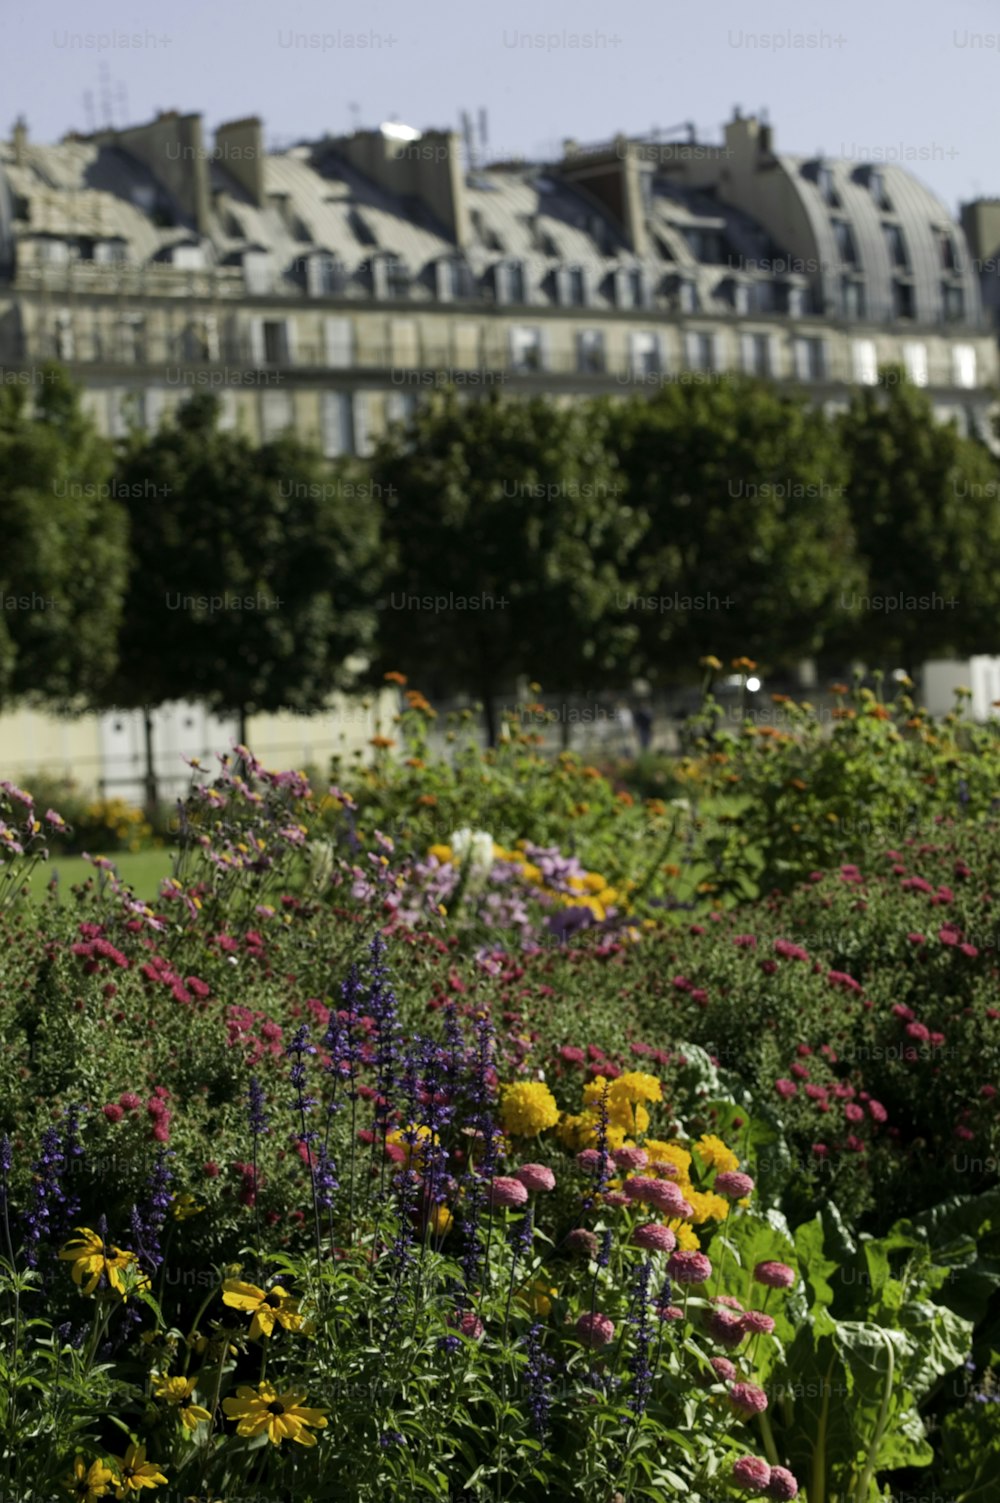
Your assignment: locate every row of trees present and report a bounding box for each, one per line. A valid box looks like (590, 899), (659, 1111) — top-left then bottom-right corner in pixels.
(2, 363), (999, 753)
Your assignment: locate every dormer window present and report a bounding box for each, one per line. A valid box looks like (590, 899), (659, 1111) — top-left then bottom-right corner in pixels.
(884, 223), (909, 269)
(615, 267), (649, 309)
(557, 266), (588, 307)
(495, 260), (526, 305)
(832, 220), (857, 267)
(869, 169), (891, 211)
(372, 253), (410, 300)
(305, 251), (345, 296)
(817, 164), (839, 206)
(436, 258), (473, 301)
(939, 232), (958, 273)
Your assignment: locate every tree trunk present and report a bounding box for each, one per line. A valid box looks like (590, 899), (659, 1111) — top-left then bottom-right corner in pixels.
(142, 707), (158, 818)
(238, 706), (249, 750)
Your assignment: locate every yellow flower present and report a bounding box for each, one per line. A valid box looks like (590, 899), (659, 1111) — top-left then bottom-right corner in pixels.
(108, 1443), (167, 1497)
(222, 1382), (328, 1446)
(643, 1142), (692, 1181)
(700, 655), (723, 671)
(696, 1134), (739, 1175)
(520, 1279), (558, 1317)
(609, 1072), (663, 1106)
(684, 1190), (730, 1226)
(170, 1193), (204, 1221)
(151, 1373), (212, 1432)
(385, 1123), (439, 1168)
(427, 1204), (453, 1236)
(666, 1219), (701, 1251)
(221, 1280), (304, 1339)
(64, 1457), (115, 1502)
(499, 1081), (560, 1137)
(428, 843), (453, 864)
(57, 1228), (142, 1299)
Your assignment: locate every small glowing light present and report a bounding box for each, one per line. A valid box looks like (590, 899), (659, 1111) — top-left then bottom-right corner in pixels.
(380, 121), (422, 142)
(746, 676), (761, 692)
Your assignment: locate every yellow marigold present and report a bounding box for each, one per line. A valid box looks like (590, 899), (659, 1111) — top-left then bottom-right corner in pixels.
(520, 1279), (558, 1317)
(582, 872), (607, 892)
(643, 1141), (692, 1181)
(385, 1124), (438, 1168)
(696, 1134), (739, 1175)
(499, 1081), (560, 1137)
(666, 1219), (701, 1251)
(557, 1113), (626, 1152)
(609, 1072), (663, 1106)
(428, 844), (453, 864)
(684, 1190), (730, 1226)
(427, 1205), (453, 1236)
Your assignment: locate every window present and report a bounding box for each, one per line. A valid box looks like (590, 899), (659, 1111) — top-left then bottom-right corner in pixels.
(452, 323), (480, 367)
(306, 253), (343, 296)
(373, 255), (410, 300)
(263, 320), (291, 364)
(495, 261), (526, 305)
(832, 220), (857, 267)
(53, 309), (74, 360)
(171, 244), (205, 270)
(391, 319), (419, 366)
(684, 331), (716, 370)
(354, 393), (374, 456)
(183, 318), (219, 361)
(628, 331), (661, 377)
(884, 224), (909, 269)
(436, 258), (472, 301)
(94, 240), (127, 265)
(942, 284), (965, 323)
(953, 345), (977, 388)
(616, 267), (649, 309)
(939, 233), (957, 273)
(730, 281), (751, 315)
(852, 339), (878, 385)
(843, 278), (866, 320)
(558, 266), (587, 306)
(869, 169), (890, 209)
(794, 336), (827, 382)
(817, 164), (839, 206)
(576, 329), (606, 373)
(243, 252), (274, 294)
(509, 326), (544, 372)
(742, 333), (773, 377)
(903, 342), (929, 387)
(750, 281), (777, 315)
(385, 391), (418, 427)
(321, 392), (355, 456)
(39, 238), (69, 265)
(261, 390), (294, 441)
(893, 281), (915, 319)
(119, 315), (146, 363)
(324, 317), (354, 367)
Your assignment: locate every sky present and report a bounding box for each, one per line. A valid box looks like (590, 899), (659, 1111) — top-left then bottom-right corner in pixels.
(8, 0), (1000, 216)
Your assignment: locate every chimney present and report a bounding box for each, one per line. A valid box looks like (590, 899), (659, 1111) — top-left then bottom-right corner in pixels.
(557, 139), (649, 256)
(12, 117), (27, 167)
(325, 126), (470, 247)
(724, 111), (767, 162)
(99, 111), (211, 233)
(214, 117), (265, 206)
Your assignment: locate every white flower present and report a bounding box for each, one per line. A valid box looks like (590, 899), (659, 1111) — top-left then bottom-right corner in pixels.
(450, 827), (495, 883)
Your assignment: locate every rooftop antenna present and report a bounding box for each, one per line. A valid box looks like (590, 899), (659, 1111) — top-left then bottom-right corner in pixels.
(116, 81), (130, 129)
(478, 107), (489, 159)
(99, 61), (114, 128)
(461, 110), (477, 170)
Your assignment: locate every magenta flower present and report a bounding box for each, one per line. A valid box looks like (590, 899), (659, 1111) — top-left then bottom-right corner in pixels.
(514, 1164), (556, 1193)
(576, 1311), (615, 1348)
(729, 1381), (769, 1417)
(706, 1309), (745, 1348)
(448, 1310), (484, 1340)
(488, 1176), (529, 1210)
(613, 1146), (649, 1171)
(667, 1249), (713, 1285)
(101, 1104), (124, 1124)
(774, 1079), (798, 1099)
(765, 1466), (799, 1500)
(710, 1356), (737, 1382)
(732, 1456), (772, 1493)
(602, 1190), (630, 1208)
(656, 1303), (685, 1321)
(631, 1222), (677, 1254)
(740, 1310), (776, 1336)
(714, 1170), (754, 1199)
(754, 1260), (796, 1290)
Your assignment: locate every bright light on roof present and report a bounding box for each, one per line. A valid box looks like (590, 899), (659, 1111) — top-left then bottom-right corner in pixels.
(746, 676), (761, 692)
(380, 121), (422, 142)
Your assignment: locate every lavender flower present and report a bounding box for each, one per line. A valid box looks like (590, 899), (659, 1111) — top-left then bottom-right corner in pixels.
(524, 1322), (554, 1438)
(627, 1257), (654, 1419)
(248, 1076), (269, 1137)
(130, 1148), (173, 1272)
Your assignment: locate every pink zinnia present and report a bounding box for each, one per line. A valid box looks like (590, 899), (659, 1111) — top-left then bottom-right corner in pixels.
(118, 1092), (141, 1111)
(565, 1228), (598, 1258)
(632, 1222), (676, 1254)
(602, 1191), (630, 1208)
(489, 1177), (529, 1209)
(765, 1467), (799, 1500)
(706, 1310), (745, 1348)
(577, 1149), (613, 1177)
(667, 1249), (713, 1285)
(656, 1304), (685, 1321)
(740, 1310), (776, 1336)
(729, 1381), (769, 1417)
(613, 1146), (649, 1171)
(713, 1294), (744, 1310)
(648, 1159), (680, 1180)
(754, 1261), (796, 1290)
(774, 939), (809, 962)
(715, 1170), (754, 1199)
(774, 1079), (798, 1099)
(709, 1356), (736, 1381)
(449, 1311), (484, 1340)
(576, 1312), (615, 1348)
(626, 1178), (692, 1217)
(101, 1104), (124, 1124)
(844, 1103), (865, 1124)
(906, 1022), (930, 1043)
(514, 1164), (556, 1193)
(732, 1456), (772, 1493)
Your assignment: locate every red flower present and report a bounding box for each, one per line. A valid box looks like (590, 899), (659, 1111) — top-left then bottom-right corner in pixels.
(102, 1104), (124, 1124)
(774, 1079), (797, 1099)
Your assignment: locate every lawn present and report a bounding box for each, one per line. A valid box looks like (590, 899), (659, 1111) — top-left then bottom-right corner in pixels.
(25, 847), (176, 903)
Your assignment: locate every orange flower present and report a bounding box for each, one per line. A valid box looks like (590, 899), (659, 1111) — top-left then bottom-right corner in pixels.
(384, 671), (408, 685)
(417, 794), (437, 807)
(731, 657), (757, 671)
(405, 757), (425, 769)
(867, 704), (891, 721)
(830, 682), (849, 695)
(616, 791), (635, 806)
(789, 778), (807, 791)
(831, 708), (856, 721)
(369, 736), (396, 749)
(771, 693), (790, 705)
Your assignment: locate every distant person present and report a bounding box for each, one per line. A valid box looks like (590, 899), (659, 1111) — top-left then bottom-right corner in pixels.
(634, 703), (653, 751)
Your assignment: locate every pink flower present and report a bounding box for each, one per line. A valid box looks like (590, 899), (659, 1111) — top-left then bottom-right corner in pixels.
(656, 1304), (685, 1321)
(706, 1310), (745, 1348)
(733, 934), (758, 948)
(613, 1146), (649, 1171)
(906, 1022), (930, 1043)
(565, 1228), (599, 1258)
(101, 1104), (124, 1124)
(867, 1100), (887, 1123)
(907, 932), (926, 945)
(632, 1223), (677, 1254)
(805, 1084), (828, 1101)
(774, 939), (809, 962)
(765, 1466), (799, 1500)
(118, 1092), (141, 1111)
(602, 1191), (630, 1208)
(203, 1161), (220, 1177)
(754, 1261), (796, 1290)
(774, 1079), (798, 1100)
(514, 1164), (555, 1193)
(844, 1103), (865, 1124)
(712, 1294), (744, 1310)
(576, 1312), (615, 1348)
(709, 1356), (737, 1381)
(448, 1311), (484, 1341)
(729, 1381), (769, 1417)
(740, 1310), (776, 1336)
(714, 1171), (754, 1199)
(732, 1456), (772, 1493)
(667, 1250), (713, 1285)
(488, 1177), (529, 1209)
(648, 1159), (680, 1180)
(576, 1149), (613, 1177)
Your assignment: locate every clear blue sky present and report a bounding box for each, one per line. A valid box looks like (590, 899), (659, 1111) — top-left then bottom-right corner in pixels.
(9, 0), (998, 215)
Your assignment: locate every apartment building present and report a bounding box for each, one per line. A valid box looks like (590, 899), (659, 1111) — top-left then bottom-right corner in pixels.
(0, 106), (994, 451)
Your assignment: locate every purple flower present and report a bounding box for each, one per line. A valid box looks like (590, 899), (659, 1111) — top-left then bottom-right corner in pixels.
(248, 1076), (269, 1137)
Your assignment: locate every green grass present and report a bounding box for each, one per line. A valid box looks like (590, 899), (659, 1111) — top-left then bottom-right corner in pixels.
(25, 848), (176, 903)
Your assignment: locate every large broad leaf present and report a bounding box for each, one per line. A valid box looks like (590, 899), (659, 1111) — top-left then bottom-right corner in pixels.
(794, 1214), (838, 1316)
(707, 1211), (800, 1347)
